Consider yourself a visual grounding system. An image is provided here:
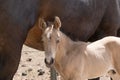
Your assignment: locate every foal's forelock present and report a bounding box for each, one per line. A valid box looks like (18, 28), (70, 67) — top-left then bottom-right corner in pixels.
(44, 26), (61, 40)
(44, 26), (53, 39)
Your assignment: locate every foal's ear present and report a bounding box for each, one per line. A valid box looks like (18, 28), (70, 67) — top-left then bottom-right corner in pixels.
(38, 18), (47, 31)
(54, 16), (61, 30)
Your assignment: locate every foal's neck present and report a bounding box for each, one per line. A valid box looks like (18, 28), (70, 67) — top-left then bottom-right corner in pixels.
(55, 31), (87, 62)
(54, 31), (87, 79)
(55, 31), (73, 61)
(54, 31), (74, 76)
(58, 31), (73, 53)
(57, 31), (86, 55)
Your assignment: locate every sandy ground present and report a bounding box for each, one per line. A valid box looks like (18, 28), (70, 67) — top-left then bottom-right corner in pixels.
(13, 45), (51, 80)
(13, 45), (111, 80)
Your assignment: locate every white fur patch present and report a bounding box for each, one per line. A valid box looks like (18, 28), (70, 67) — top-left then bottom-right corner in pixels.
(57, 31), (60, 37)
(45, 25), (53, 39)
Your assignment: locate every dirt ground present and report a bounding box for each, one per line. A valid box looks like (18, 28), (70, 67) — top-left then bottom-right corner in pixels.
(13, 45), (111, 80)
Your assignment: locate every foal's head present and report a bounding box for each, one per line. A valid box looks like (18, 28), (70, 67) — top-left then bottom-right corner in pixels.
(39, 16), (61, 67)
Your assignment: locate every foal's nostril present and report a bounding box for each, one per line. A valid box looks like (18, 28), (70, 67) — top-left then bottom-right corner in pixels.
(50, 58), (54, 64)
(44, 58), (48, 64)
(44, 58), (54, 65)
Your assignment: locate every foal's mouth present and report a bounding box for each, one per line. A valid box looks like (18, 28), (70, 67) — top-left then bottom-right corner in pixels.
(44, 58), (54, 68)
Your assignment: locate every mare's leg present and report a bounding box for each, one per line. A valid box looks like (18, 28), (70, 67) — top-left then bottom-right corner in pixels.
(0, 30), (27, 80)
(0, 37), (24, 80)
(0, 22), (29, 80)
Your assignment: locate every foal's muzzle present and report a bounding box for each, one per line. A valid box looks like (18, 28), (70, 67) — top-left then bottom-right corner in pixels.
(44, 58), (54, 67)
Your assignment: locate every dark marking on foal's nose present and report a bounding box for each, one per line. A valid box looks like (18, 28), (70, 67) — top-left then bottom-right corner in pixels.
(44, 58), (54, 66)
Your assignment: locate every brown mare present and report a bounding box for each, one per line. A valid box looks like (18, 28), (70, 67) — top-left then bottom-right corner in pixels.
(0, 0), (120, 80)
(41, 16), (120, 80)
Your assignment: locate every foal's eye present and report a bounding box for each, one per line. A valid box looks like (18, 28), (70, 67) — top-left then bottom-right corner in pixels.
(49, 36), (51, 40)
(56, 39), (60, 43)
